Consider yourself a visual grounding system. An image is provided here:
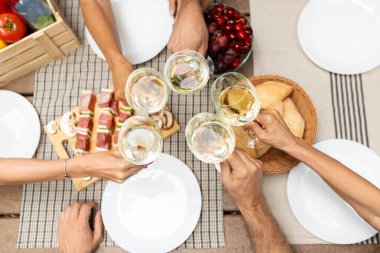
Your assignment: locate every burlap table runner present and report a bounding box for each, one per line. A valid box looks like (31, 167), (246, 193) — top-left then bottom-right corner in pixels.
(17, 0), (224, 249)
(251, 0), (380, 244)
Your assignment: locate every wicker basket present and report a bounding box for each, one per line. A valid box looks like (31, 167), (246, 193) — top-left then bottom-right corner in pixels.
(248, 75), (318, 175)
(0, 0), (81, 87)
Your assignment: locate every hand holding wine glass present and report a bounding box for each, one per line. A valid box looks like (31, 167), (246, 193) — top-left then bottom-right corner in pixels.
(244, 109), (298, 152)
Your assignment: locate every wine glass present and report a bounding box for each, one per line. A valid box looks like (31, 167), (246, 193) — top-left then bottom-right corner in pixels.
(125, 68), (169, 114)
(163, 50), (211, 94)
(185, 112), (235, 164)
(118, 115), (163, 178)
(211, 72), (260, 148)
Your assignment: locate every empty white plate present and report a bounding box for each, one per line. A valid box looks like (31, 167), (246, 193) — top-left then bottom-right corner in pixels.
(287, 139), (380, 244)
(102, 153), (202, 253)
(0, 90), (40, 158)
(298, 0), (380, 74)
(85, 0), (174, 65)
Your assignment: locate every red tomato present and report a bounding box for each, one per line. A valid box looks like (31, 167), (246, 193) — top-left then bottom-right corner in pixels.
(0, 0), (12, 14)
(0, 13), (26, 43)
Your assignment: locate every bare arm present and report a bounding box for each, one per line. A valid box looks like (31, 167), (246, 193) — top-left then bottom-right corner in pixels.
(287, 138), (380, 230)
(249, 110), (380, 231)
(80, 0), (134, 101)
(0, 151), (143, 185)
(221, 150), (292, 253)
(240, 199), (292, 253)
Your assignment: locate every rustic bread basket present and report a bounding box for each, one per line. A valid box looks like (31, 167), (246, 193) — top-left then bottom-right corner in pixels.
(248, 75), (317, 175)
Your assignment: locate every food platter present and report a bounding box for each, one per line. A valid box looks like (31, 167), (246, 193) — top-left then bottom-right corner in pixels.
(44, 90), (180, 191)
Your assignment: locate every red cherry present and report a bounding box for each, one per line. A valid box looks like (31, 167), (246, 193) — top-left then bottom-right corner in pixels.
(234, 22), (244, 31)
(225, 48), (238, 57)
(244, 37), (252, 45)
(221, 54), (235, 65)
(216, 16), (227, 26)
(216, 34), (230, 50)
(215, 60), (228, 73)
(223, 24), (233, 33)
(234, 12), (241, 20)
(207, 22), (218, 34)
(208, 41), (220, 55)
(245, 27), (253, 36)
(232, 41), (243, 52)
(227, 33), (236, 41)
(236, 30), (247, 40)
(231, 58), (241, 69)
(226, 8), (235, 17)
(227, 19), (235, 25)
(214, 3), (225, 13)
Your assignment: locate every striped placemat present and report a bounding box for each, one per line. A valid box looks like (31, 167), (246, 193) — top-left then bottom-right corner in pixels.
(17, 0), (225, 249)
(251, 0), (380, 244)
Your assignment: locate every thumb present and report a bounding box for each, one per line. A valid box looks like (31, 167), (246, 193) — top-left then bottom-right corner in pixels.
(93, 210), (104, 245)
(169, 0), (176, 16)
(220, 160), (231, 185)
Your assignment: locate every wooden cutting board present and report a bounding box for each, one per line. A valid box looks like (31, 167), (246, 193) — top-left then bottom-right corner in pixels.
(44, 106), (180, 191)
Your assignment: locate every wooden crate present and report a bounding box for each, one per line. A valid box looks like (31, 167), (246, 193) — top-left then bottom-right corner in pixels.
(0, 0), (81, 87)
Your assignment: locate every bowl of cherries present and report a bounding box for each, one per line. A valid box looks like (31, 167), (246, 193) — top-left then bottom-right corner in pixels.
(205, 3), (253, 75)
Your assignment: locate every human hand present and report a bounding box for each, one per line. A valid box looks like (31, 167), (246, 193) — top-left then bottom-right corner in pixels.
(245, 110), (297, 152)
(167, 0), (208, 56)
(110, 56), (134, 101)
(221, 149), (264, 209)
(58, 202), (103, 253)
(75, 151), (145, 183)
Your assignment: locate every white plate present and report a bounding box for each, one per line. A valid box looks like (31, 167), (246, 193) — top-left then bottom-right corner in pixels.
(298, 0), (380, 74)
(0, 90), (40, 158)
(102, 153), (202, 253)
(287, 139), (380, 244)
(85, 0), (174, 65)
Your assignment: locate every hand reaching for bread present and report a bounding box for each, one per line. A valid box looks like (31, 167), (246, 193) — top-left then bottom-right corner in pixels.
(245, 110), (298, 152)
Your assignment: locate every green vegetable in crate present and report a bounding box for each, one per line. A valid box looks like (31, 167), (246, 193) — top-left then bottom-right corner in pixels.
(9, 0), (54, 30)
(0, 13), (26, 43)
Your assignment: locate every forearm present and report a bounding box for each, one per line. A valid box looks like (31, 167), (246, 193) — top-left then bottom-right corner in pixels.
(80, 0), (129, 68)
(0, 158), (90, 185)
(287, 139), (380, 229)
(238, 199), (292, 253)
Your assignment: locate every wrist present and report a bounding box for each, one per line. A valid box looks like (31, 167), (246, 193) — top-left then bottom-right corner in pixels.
(236, 194), (266, 213)
(66, 156), (91, 178)
(178, 0), (203, 12)
(284, 137), (309, 158)
(108, 54), (132, 71)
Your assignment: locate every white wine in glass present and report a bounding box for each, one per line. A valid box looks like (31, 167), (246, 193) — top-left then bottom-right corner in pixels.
(118, 115), (163, 177)
(185, 113), (235, 164)
(211, 72), (260, 126)
(125, 68), (168, 114)
(163, 50), (210, 94)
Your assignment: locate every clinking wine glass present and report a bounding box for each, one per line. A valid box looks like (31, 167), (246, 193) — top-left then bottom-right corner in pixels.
(118, 115), (163, 178)
(211, 72), (260, 149)
(163, 50), (211, 94)
(185, 113), (236, 166)
(125, 67), (169, 114)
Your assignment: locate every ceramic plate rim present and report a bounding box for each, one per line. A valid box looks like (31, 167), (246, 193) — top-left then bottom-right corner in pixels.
(0, 90), (40, 158)
(287, 139), (380, 244)
(297, 0), (380, 74)
(101, 153), (202, 253)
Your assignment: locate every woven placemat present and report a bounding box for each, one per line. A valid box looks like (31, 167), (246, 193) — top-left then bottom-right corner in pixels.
(17, 0), (224, 249)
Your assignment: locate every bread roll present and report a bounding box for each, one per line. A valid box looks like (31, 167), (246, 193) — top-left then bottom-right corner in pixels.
(283, 98), (305, 138)
(256, 81), (293, 109)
